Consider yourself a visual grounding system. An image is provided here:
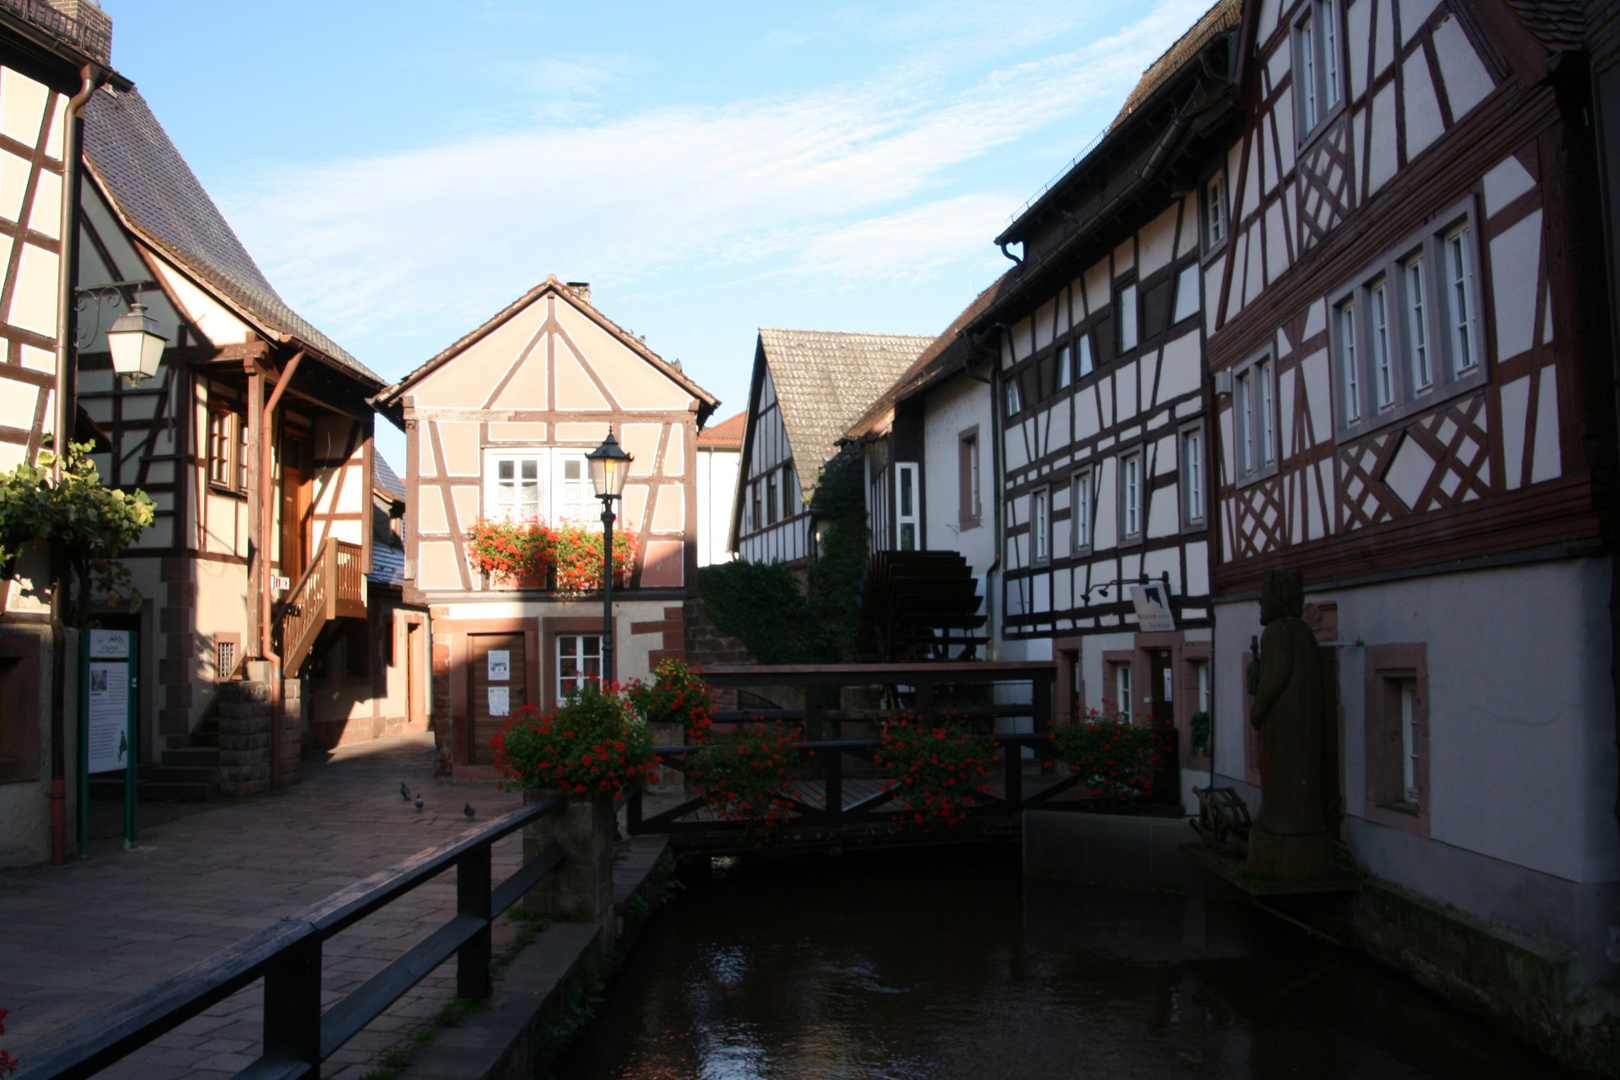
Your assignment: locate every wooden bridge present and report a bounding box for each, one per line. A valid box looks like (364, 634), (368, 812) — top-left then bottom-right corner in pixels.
(625, 661), (1174, 853)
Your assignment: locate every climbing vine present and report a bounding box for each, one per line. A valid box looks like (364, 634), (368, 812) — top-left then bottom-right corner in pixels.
(0, 440), (155, 626)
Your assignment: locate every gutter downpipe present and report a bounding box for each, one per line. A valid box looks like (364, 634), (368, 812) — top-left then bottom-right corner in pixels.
(959, 324), (1006, 660)
(51, 65), (101, 864)
(260, 347), (304, 793)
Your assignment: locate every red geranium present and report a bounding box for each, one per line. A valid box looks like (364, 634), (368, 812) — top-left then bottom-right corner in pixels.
(1050, 702), (1161, 801)
(872, 712), (990, 827)
(491, 679), (655, 796)
(689, 723), (801, 842)
(625, 659), (714, 743)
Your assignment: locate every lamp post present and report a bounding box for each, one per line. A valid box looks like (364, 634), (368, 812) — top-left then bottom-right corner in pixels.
(585, 433), (633, 685)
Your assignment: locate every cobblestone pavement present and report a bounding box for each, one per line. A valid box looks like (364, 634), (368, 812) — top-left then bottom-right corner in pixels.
(0, 732), (529, 1080)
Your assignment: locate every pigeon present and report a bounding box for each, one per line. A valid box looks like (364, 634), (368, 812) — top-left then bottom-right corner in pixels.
(414, 795), (424, 812)
(400, 782), (411, 801)
(463, 803), (476, 819)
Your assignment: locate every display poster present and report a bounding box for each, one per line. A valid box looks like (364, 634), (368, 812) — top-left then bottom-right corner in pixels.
(1163, 668), (1173, 702)
(1130, 584), (1177, 633)
(87, 661), (130, 773)
(487, 650), (510, 681)
(487, 687), (510, 717)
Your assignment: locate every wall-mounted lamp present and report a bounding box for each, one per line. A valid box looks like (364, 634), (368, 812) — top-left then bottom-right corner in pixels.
(107, 303), (167, 386)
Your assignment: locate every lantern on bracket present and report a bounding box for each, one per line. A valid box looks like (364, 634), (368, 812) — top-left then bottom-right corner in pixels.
(106, 302), (167, 386)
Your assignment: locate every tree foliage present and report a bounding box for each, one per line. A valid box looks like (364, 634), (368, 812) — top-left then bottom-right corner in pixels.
(698, 558), (816, 663)
(0, 440), (155, 626)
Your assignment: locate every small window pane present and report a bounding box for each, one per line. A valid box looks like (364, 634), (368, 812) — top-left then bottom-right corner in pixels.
(1118, 285), (1139, 352)
(1006, 376), (1023, 416)
(1076, 334), (1094, 378)
(1183, 429), (1204, 523)
(1338, 300), (1359, 422)
(1447, 227), (1478, 374)
(1406, 256), (1431, 390)
(1172, 264), (1201, 324)
(1371, 281), (1393, 409)
(1321, 0), (1341, 108)
(1073, 471), (1091, 549)
(1258, 361), (1275, 465)
(1300, 12), (1318, 129)
(558, 635), (603, 700)
(1205, 175), (1226, 247)
(1123, 454), (1141, 536)
(1056, 345), (1072, 389)
(1032, 489), (1049, 562)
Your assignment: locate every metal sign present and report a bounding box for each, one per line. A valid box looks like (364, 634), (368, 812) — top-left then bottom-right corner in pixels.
(1130, 583), (1177, 632)
(80, 628), (139, 851)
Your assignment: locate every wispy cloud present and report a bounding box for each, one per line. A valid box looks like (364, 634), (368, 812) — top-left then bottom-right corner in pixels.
(221, 0), (1211, 348)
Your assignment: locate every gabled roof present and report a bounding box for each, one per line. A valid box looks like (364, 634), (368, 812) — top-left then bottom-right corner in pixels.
(373, 275), (719, 422)
(1110, 0), (1240, 131)
(756, 328), (932, 493)
(845, 276), (1009, 441)
(697, 410), (745, 449)
(82, 87), (381, 388)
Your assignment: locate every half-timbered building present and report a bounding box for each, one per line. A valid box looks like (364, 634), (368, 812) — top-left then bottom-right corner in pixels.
(75, 82), (393, 792)
(0, 0), (120, 867)
(373, 278), (720, 778)
(1206, 0), (1620, 1023)
(965, 0), (1241, 805)
(695, 409), (743, 566)
(731, 329), (930, 568)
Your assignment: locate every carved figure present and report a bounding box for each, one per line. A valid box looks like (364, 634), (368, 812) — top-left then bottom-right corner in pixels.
(1245, 570), (1332, 880)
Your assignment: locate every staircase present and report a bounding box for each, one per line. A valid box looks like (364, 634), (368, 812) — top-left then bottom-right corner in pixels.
(857, 550), (988, 662)
(276, 535), (366, 676)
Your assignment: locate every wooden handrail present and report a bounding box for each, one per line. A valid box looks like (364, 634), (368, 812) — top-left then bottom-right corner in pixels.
(12, 795), (567, 1080)
(277, 537), (366, 676)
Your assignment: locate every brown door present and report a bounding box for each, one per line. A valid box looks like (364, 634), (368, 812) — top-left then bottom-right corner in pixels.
(280, 438), (310, 580)
(469, 634), (526, 765)
(406, 623), (424, 729)
(1148, 649), (1180, 803)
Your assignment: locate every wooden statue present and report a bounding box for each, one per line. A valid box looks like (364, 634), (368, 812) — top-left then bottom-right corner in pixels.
(1245, 569), (1332, 880)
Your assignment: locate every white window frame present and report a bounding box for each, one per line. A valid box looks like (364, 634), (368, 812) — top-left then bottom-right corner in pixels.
(1203, 171), (1227, 252)
(895, 462), (920, 551)
(1331, 197), (1487, 440)
(1180, 423), (1206, 528)
(1005, 374), (1023, 416)
(557, 634), (602, 701)
(1031, 486), (1050, 564)
(1113, 662), (1133, 718)
(1072, 468), (1093, 552)
(1232, 352), (1280, 485)
(484, 448), (548, 522)
(552, 450), (592, 524)
(1120, 450), (1144, 540)
(1294, 0), (1344, 143)
(1117, 281), (1139, 353)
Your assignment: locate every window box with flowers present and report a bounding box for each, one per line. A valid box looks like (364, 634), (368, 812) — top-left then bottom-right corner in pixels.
(466, 518), (638, 593)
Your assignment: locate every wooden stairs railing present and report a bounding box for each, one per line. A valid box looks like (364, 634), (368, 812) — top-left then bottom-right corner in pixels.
(277, 537), (366, 677)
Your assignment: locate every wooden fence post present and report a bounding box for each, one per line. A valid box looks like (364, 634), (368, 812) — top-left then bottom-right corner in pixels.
(457, 845), (492, 1000)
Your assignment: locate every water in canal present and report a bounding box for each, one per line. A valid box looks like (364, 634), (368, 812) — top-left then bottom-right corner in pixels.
(557, 844), (1569, 1079)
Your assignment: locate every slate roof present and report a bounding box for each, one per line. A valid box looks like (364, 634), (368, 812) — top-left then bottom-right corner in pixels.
(1504, 0), (1585, 49)
(368, 452), (406, 587)
(374, 452), (406, 502)
(697, 410), (745, 449)
(82, 88), (383, 389)
(846, 276), (1009, 441)
(756, 328), (933, 494)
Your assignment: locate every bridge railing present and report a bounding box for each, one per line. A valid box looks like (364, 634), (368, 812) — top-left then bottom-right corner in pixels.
(13, 795), (567, 1080)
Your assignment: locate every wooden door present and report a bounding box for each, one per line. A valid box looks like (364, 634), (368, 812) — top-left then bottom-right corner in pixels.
(280, 438), (310, 580)
(1148, 649), (1179, 804)
(469, 633), (525, 765)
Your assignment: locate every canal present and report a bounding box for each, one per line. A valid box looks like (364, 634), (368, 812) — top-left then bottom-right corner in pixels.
(557, 844), (1569, 1079)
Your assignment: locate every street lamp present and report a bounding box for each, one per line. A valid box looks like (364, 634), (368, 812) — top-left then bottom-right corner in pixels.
(106, 302), (167, 386)
(585, 432), (633, 685)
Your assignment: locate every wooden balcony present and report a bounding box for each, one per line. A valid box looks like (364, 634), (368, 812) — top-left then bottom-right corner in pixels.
(277, 536), (365, 676)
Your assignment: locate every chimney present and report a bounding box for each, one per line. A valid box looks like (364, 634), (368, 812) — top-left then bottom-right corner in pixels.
(44, 0), (112, 63)
(566, 281), (590, 304)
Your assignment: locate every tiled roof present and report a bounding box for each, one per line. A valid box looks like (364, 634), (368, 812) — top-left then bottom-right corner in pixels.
(82, 88), (383, 389)
(846, 275), (1010, 441)
(757, 328), (932, 494)
(697, 410), (745, 449)
(374, 451), (406, 502)
(1110, 0), (1240, 131)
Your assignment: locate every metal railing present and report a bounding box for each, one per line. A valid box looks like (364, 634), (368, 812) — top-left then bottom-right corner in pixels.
(0, 0), (111, 62)
(278, 537), (366, 676)
(13, 795), (566, 1080)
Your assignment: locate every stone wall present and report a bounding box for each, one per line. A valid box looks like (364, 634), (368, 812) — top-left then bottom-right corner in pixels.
(216, 681), (271, 797)
(683, 598), (754, 711)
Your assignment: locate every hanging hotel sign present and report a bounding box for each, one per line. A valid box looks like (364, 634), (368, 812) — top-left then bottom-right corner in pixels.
(1130, 583), (1177, 633)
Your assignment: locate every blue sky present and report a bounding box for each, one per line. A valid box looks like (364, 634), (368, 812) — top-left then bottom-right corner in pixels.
(100, 0), (1212, 467)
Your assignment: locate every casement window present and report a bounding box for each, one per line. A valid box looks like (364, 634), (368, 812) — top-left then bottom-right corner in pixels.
(750, 480), (764, 534)
(1056, 343), (1072, 390)
(1295, 0), (1343, 138)
(1172, 263), (1201, 324)
(1232, 354), (1278, 482)
(1364, 643), (1429, 834)
(958, 430), (981, 529)
(207, 407), (242, 491)
(1203, 171), (1227, 250)
(1072, 468), (1093, 552)
(1031, 487), (1050, 564)
(554, 453), (591, 522)
(488, 452), (545, 520)
(1180, 425), (1205, 527)
(1074, 333), (1095, 380)
(1120, 451), (1143, 539)
(896, 462), (920, 550)
(557, 634), (602, 700)
(1332, 199), (1486, 436)
(765, 470), (779, 526)
(1112, 662), (1133, 717)
(1005, 374), (1023, 416)
(1117, 283), (1140, 353)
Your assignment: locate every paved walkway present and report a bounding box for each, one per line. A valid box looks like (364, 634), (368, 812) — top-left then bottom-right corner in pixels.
(0, 732), (529, 1080)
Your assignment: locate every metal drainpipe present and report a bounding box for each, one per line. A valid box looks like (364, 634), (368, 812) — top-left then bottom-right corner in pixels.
(50, 65), (101, 864)
(987, 352), (1005, 662)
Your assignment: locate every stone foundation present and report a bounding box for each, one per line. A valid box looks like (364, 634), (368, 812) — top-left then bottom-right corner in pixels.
(216, 681), (271, 797)
(522, 792), (616, 928)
